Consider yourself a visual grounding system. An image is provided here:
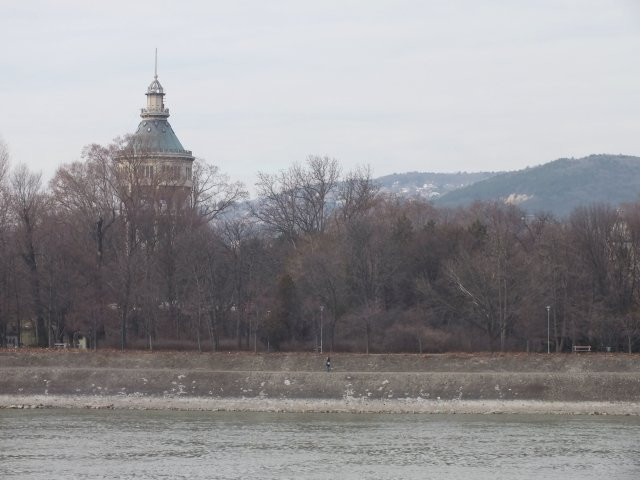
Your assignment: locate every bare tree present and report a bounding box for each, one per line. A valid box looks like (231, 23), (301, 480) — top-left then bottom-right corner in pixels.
(253, 169), (299, 245)
(293, 155), (340, 234)
(570, 204), (618, 300)
(50, 146), (121, 348)
(0, 138), (10, 237)
(10, 164), (48, 346)
(291, 233), (348, 351)
(253, 155), (340, 246)
(335, 165), (380, 225)
(0, 138), (11, 346)
(191, 159), (247, 221)
(445, 204), (527, 351)
(0, 138), (8, 187)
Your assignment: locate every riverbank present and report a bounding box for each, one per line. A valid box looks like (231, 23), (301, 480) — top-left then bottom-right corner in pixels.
(1, 394), (639, 415)
(1, 350), (639, 414)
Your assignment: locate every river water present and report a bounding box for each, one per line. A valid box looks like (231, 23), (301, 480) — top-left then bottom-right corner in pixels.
(1, 409), (638, 479)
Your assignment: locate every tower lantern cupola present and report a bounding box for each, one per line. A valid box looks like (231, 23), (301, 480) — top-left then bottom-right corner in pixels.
(142, 49), (169, 118)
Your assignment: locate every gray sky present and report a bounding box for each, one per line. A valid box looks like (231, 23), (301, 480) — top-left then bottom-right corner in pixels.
(1, 0), (639, 191)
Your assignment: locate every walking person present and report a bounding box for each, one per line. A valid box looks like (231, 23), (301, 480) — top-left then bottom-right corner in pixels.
(325, 356), (331, 372)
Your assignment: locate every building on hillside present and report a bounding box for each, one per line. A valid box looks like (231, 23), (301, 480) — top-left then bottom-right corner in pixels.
(117, 53), (195, 214)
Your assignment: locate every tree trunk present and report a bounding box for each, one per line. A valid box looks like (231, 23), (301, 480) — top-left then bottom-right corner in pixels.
(207, 312), (214, 352)
(364, 318), (370, 354)
(25, 253), (46, 347)
(196, 307), (202, 353)
(120, 306), (127, 351)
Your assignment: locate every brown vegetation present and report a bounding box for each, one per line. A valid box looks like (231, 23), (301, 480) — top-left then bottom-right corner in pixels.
(0, 139), (639, 353)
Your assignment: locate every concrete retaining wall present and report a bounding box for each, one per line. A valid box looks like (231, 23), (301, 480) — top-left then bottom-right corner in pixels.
(1, 351), (639, 402)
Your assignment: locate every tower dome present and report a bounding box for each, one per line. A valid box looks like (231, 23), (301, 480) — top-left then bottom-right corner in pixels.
(131, 51), (193, 158)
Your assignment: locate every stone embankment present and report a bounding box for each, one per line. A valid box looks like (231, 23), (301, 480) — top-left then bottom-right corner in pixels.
(1, 350), (639, 414)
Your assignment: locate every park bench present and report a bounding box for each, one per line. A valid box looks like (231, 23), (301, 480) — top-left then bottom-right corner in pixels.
(54, 343), (69, 349)
(572, 345), (591, 353)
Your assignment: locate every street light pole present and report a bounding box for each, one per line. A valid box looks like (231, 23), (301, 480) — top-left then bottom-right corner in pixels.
(320, 305), (324, 354)
(266, 310), (271, 353)
(546, 305), (551, 354)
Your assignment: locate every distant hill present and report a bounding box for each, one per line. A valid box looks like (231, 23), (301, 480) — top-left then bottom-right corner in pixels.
(433, 154), (640, 216)
(376, 171), (499, 199)
(376, 155), (640, 217)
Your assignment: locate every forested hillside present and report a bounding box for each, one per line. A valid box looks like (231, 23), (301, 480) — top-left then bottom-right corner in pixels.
(436, 155), (640, 216)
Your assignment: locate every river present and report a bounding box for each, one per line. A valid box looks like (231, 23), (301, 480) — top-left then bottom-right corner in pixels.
(1, 409), (638, 479)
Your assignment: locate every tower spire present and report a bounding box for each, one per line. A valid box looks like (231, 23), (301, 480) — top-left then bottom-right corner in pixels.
(143, 49), (167, 118)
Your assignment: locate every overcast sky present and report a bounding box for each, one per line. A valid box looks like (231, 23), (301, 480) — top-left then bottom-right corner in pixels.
(1, 0), (639, 191)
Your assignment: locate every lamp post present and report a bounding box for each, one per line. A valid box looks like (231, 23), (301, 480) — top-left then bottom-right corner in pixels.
(320, 305), (324, 354)
(254, 308), (258, 353)
(266, 310), (271, 353)
(546, 305), (551, 354)
(231, 304), (239, 350)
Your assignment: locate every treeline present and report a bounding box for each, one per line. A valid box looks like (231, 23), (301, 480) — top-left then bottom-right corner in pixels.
(0, 139), (639, 353)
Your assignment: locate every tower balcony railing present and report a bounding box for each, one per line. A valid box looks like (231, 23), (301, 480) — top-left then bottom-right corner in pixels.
(141, 108), (170, 116)
(117, 148), (194, 159)
(133, 148), (193, 156)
